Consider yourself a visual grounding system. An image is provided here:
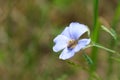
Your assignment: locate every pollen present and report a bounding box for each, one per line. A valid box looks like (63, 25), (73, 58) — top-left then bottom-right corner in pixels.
(67, 39), (78, 49)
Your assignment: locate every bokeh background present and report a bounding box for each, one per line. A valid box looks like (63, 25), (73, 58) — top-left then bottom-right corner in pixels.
(0, 0), (120, 80)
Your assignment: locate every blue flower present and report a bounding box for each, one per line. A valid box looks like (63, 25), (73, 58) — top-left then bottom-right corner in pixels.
(53, 22), (91, 60)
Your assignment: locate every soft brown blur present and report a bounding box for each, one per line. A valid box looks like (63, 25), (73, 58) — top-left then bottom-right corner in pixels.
(0, 0), (119, 80)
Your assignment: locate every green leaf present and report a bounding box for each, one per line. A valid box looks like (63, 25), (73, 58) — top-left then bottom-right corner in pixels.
(66, 60), (88, 71)
(83, 53), (93, 65)
(101, 25), (117, 40)
(66, 60), (80, 68)
(111, 57), (120, 63)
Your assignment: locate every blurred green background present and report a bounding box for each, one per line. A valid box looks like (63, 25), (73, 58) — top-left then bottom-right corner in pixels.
(0, 0), (120, 80)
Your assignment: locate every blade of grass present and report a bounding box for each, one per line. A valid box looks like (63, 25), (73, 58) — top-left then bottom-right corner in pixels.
(89, 0), (99, 79)
(91, 0), (99, 69)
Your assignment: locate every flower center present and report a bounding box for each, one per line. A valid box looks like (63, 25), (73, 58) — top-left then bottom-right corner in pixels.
(67, 39), (78, 49)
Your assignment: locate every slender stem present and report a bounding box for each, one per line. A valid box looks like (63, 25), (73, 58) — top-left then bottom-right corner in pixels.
(84, 43), (119, 56)
(89, 0), (99, 79)
(92, 43), (116, 54)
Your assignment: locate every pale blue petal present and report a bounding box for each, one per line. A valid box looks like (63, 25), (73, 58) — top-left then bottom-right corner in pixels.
(74, 39), (91, 52)
(69, 22), (89, 40)
(53, 43), (67, 52)
(61, 27), (71, 38)
(59, 48), (75, 60)
(53, 35), (69, 43)
(53, 35), (70, 52)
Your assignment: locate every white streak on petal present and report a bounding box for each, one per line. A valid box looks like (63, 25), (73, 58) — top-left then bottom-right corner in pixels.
(59, 48), (75, 60)
(53, 35), (70, 52)
(69, 22), (89, 40)
(53, 43), (67, 52)
(74, 39), (91, 52)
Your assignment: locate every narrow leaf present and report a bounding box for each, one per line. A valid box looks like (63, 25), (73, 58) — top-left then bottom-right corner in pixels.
(83, 53), (93, 65)
(101, 25), (117, 40)
(111, 57), (120, 63)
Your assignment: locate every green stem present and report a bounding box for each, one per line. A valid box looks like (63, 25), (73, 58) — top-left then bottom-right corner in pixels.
(84, 43), (119, 56)
(92, 43), (116, 54)
(89, 0), (99, 79)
